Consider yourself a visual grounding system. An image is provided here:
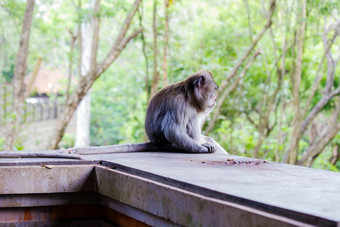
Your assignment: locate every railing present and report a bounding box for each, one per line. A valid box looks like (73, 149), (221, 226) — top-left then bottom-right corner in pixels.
(24, 97), (64, 122)
(0, 85), (64, 123)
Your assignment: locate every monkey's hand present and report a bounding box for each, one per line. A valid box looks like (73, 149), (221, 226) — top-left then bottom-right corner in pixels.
(202, 143), (215, 153)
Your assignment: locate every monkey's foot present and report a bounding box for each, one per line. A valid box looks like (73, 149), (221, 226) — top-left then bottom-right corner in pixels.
(202, 143), (215, 153)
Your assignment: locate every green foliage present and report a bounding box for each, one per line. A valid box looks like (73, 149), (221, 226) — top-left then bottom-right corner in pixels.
(59, 133), (75, 149)
(90, 44), (148, 145)
(312, 149), (339, 172)
(1, 0), (339, 171)
(89, 0), (340, 170)
(215, 119), (257, 157)
(0, 137), (4, 150)
(2, 61), (14, 82)
(0, 0), (26, 19)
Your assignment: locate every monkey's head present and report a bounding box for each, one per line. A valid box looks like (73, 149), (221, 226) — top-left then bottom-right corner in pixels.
(186, 70), (218, 113)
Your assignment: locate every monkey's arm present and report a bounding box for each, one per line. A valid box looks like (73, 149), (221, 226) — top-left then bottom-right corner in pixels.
(164, 126), (212, 153)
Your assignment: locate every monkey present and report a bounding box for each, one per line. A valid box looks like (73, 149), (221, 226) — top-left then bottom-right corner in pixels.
(145, 69), (218, 153)
(0, 70), (227, 159)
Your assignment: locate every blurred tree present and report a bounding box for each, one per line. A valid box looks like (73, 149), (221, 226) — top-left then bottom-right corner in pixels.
(150, 0), (160, 99)
(4, 0), (35, 150)
(1, 0), (340, 171)
(75, 0), (95, 148)
(47, 0), (143, 149)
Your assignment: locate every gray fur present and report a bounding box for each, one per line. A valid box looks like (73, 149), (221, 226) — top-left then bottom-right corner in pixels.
(145, 70), (218, 153)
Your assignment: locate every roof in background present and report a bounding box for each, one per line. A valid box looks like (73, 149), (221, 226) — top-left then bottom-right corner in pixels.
(25, 67), (67, 94)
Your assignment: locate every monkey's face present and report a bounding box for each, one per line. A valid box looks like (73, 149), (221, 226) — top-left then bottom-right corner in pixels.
(191, 70), (218, 113)
(206, 92), (217, 113)
(204, 82), (217, 113)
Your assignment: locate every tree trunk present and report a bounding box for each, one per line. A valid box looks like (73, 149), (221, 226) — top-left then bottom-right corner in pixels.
(206, 50), (260, 133)
(329, 145), (340, 165)
(286, 0), (306, 164)
(65, 30), (77, 103)
(75, 92), (91, 147)
(137, 4), (150, 101)
(150, 0), (160, 99)
(75, 0), (97, 147)
(205, 0), (276, 134)
(162, 0), (169, 87)
(26, 57), (42, 98)
(298, 100), (340, 166)
(285, 19), (340, 164)
(303, 20), (340, 116)
(5, 0), (35, 150)
(253, 126), (264, 158)
(253, 41), (289, 158)
(47, 0), (143, 149)
(299, 21), (340, 137)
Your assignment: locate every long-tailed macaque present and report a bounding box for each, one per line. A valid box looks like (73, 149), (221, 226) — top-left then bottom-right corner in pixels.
(145, 69), (218, 153)
(0, 70), (227, 159)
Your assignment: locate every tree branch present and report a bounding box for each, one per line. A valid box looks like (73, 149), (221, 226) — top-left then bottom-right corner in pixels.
(298, 98), (340, 166)
(218, 0), (276, 93)
(26, 57), (42, 99)
(303, 32), (337, 114)
(90, 0), (101, 70)
(323, 20), (340, 95)
(98, 0), (142, 76)
(95, 27), (143, 78)
(162, 0), (169, 87)
(300, 86), (340, 136)
(137, 2), (150, 100)
(244, 111), (259, 128)
(299, 21), (340, 137)
(285, 0), (307, 164)
(150, 0), (159, 99)
(206, 50), (260, 133)
(243, 0), (253, 42)
(47, 0), (142, 149)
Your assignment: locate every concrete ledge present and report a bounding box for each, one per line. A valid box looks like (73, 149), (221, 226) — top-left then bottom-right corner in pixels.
(97, 152), (340, 226)
(96, 166), (308, 227)
(0, 152), (339, 226)
(0, 165), (96, 194)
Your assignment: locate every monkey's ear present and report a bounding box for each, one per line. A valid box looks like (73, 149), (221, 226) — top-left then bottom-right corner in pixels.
(194, 76), (205, 88)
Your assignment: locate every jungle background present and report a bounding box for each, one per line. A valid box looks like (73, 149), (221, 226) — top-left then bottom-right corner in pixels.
(0, 0), (339, 171)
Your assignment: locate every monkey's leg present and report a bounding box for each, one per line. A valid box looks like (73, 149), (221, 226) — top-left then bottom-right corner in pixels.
(164, 129), (212, 153)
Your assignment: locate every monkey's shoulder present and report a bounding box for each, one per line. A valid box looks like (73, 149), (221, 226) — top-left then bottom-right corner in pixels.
(157, 82), (185, 95)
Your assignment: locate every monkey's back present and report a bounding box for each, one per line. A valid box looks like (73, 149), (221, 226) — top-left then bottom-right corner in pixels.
(145, 81), (190, 144)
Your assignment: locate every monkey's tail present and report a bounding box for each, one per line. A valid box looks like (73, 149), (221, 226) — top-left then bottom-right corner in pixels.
(0, 151), (82, 159)
(0, 143), (164, 160)
(67, 142), (163, 155)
